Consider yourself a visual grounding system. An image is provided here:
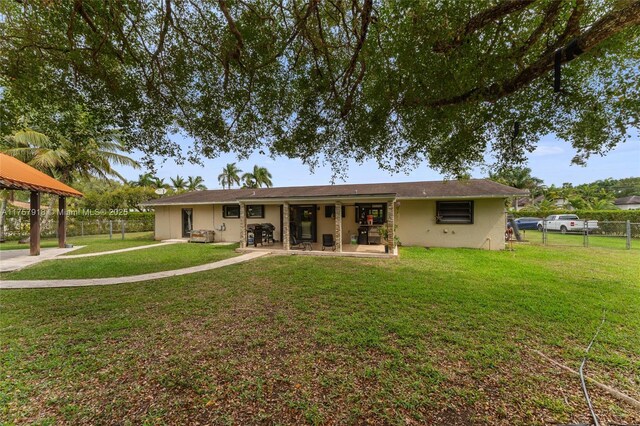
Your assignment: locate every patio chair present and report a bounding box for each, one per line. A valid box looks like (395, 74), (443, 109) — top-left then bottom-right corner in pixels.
(322, 234), (336, 251)
(290, 235), (312, 251)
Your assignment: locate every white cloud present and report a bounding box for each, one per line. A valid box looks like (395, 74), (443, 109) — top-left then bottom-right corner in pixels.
(531, 145), (564, 157)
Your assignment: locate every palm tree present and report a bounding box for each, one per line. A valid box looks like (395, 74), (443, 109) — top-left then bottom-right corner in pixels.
(242, 165), (273, 188)
(187, 176), (207, 191)
(218, 163), (242, 189)
(1, 123), (139, 232)
(170, 175), (187, 191)
(489, 167), (543, 211)
(133, 172), (156, 187)
(153, 177), (170, 189)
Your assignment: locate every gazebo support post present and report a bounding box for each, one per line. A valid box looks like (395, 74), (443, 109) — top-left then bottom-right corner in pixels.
(58, 195), (66, 248)
(30, 191), (41, 256)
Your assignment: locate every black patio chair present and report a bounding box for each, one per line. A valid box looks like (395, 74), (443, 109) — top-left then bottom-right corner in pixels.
(290, 235), (311, 251)
(322, 234), (336, 251)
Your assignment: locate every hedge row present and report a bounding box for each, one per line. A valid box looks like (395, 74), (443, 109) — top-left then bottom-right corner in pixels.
(3, 209), (154, 221)
(1, 210), (155, 240)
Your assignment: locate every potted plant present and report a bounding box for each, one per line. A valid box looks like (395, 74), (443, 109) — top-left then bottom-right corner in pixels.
(378, 225), (399, 253)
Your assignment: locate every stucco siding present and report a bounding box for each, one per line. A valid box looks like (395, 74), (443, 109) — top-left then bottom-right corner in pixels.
(155, 199), (507, 249)
(396, 199), (506, 250)
(214, 204), (281, 242)
(316, 204), (358, 244)
(153, 204), (215, 240)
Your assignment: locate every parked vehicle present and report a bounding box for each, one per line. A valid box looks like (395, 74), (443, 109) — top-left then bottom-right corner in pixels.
(537, 215), (599, 233)
(511, 217), (543, 231)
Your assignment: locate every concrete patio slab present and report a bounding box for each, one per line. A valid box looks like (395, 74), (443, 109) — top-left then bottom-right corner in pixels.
(0, 251), (271, 289)
(0, 246), (83, 272)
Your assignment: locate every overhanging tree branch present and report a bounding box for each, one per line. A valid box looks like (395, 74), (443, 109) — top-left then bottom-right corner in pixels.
(421, 1), (640, 108)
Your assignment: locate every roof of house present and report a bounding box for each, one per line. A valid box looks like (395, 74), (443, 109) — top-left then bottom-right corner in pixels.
(0, 153), (83, 197)
(614, 195), (640, 205)
(142, 179), (527, 206)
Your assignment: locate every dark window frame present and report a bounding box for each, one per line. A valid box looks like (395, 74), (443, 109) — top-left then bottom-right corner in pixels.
(324, 205), (346, 218)
(223, 204), (240, 218)
(246, 204), (265, 219)
(355, 203), (387, 224)
(436, 201), (474, 224)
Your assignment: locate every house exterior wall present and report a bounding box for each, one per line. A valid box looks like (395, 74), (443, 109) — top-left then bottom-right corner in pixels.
(395, 198), (506, 250)
(218, 204), (281, 242)
(153, 204), (214, 240)
(616, 204), (640, 210)
(154, 198), (507, 250)
(316, 203), (358, 244)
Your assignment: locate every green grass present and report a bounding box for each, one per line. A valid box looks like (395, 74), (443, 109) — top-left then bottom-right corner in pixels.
(519, 230), (639, 250)
(0, 232), (157, 253)
(1, 245), (638, 425)
(1, 243), (239, 279)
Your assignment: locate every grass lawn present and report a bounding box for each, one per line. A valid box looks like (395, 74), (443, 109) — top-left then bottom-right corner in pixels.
(1, 243), (239, 280)
(1, 245), (638, 425)
(519, 230), (639, 250)
(0, 232), (157, 254)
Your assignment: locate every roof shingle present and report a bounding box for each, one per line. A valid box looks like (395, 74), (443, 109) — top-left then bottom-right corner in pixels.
(143, 179), (527, 206)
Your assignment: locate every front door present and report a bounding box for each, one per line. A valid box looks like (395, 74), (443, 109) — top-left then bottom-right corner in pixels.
(182, 208), (193, 238)
(290, 205), (317, 242)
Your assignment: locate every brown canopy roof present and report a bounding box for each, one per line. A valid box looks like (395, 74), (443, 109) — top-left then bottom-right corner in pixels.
(143, 179), (527, 206)
(0, 153), (83, 197)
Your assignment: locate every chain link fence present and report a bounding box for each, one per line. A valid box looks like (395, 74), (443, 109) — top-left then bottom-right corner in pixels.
(1, 210), (154, 241)
(511, 219), (639, 250)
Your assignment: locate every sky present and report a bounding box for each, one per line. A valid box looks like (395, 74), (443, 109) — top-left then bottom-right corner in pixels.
(118, 133), (640, 189)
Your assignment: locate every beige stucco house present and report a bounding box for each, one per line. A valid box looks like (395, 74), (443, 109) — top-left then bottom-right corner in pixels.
(142, 179), (527, 253)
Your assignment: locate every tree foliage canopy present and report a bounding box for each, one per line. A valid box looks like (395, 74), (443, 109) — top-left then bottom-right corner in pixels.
(1, 0), (639, 177)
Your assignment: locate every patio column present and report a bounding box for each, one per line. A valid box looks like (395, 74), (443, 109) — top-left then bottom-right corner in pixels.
(239, 202), (246, 248)
(335, 202), (342, 252)
(387, 200), (396, 254)
(58, 196), (66, 248)
(282, 202), (290, 250)
(29, 191), (40, 256)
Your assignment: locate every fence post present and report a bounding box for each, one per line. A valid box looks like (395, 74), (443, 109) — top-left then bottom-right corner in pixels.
(543, 220), (547, 246)
(584, 221), (589, 248)
(109, 220), (113, 239)
(121, 220), (125, 240)
(81, 220), (84, 236)
(627, 220), (632, 250)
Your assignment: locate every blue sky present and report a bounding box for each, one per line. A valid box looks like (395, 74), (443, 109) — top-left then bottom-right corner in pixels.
(119, 133), (640, 189)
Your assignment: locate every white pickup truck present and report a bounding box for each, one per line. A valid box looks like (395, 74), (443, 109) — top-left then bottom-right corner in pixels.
(537, 214), (599, 233)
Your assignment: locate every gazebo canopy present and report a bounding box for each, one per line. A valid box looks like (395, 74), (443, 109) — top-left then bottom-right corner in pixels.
(0, 153), (83, 197)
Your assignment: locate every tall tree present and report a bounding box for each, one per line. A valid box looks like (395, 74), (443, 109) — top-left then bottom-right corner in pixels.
(187, 176), (207, 191)
(1, 1), (638, 176)
(242, 166), (273, 188)
(153, 177), (170, 189)
(133, 173), (156, 187)
(218, 163), (242, 189)
(170, 175), (186, 191)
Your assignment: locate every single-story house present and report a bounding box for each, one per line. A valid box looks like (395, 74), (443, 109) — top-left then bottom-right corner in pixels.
(614, 195), (640, 210)
(141, 179), (527, 253)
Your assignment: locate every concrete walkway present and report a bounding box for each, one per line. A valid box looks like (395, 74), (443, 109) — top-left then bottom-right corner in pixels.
(0, 246), (82, 272)
(61, 241), (177, 259)
(0, 251), (270, 289)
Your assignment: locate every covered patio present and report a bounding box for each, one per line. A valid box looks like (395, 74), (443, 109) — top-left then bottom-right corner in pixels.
(236, 196), (398, 258)
(0, 153), (83, 255)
